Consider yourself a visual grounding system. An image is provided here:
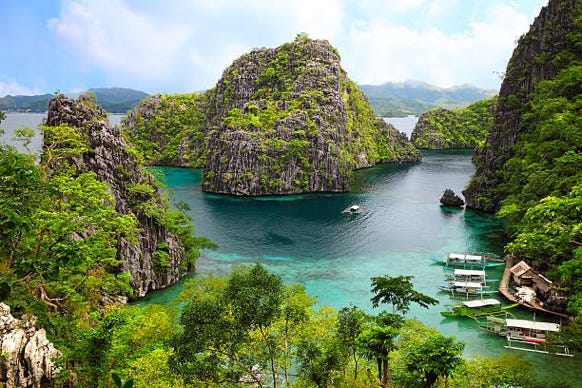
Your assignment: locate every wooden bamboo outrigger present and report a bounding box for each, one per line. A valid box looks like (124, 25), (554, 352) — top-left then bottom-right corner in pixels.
(478, 315), (573, 357)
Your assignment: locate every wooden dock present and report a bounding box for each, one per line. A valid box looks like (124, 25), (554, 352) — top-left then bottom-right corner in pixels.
(498, 255), (572, 320)
(498, 255), (518, 303)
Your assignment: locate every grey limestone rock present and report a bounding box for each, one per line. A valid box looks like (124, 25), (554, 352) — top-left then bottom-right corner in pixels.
(0, 303), (61, 388)
(45, 94), (187, 299)
(463, 0), (579, 211)
(440, 188), (464, 207)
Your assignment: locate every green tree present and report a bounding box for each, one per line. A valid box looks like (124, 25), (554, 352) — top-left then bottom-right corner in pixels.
(276, 283), (315, 385)
(0, 145), (44, 272)
(357, 312), (403, 388)
(404, 334), (465, 388)
(295, 306), (344, 388)
(337, 305), (369, 383)
(170, 263), (285, 387)
(226, 263), (284, 386)
(13, 126), (36, 155)
(451, 353), (543, 388)
(370, 274), (438, 314)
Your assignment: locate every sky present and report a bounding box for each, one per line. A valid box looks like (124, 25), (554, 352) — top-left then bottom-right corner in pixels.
(0, 0), (548, 96)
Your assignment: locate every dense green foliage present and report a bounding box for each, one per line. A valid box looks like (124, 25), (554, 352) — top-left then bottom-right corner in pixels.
(492, 65), (582, 314)
(0, 144), (136, 315)
(410, 97), (496, 149)
(164, 265), (551, 388)
(0, 95), (210, 385)
(464, 1), (582, 318)
(122, 93), (207, 166)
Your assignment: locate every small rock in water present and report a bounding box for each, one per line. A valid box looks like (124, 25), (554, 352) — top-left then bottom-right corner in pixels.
(440, 188), (464, 207)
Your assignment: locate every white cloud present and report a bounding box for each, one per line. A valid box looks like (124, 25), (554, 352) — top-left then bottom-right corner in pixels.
(0, 81), (44, 97)
(41, 0), (543, 92)
(339, 1), (534, 89)
(47, 0), (192, 88)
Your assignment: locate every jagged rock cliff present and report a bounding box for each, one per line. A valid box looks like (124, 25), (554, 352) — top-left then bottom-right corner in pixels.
(45, 94), (188, 297)
(463, 0), (580, 211)
(410, 97), (496, 149)
(0, 303), (61, 388)
(124, 37), (420, 196)
(203, 38), (420, 195)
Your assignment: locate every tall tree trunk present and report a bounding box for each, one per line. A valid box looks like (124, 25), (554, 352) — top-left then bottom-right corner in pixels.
(376, 358), (382, 384)
(353, 351), (358, 383)
(382, 358), (390, 388)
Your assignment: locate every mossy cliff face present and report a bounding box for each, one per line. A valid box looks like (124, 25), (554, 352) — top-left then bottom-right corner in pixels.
(463, 0), (581, 211)
(202, 38), (420, 195)
(45, 95), (188, 298)
(123, 93), (208, 167)
(410, 97), (496, 150)
(124, 37), (420, 196)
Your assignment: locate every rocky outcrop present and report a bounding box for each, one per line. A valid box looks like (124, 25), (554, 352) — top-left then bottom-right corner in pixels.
(0, 303), (61, 388)
(411, 98), (496, 150)
(440, 188), (464, 207)
(123, 93), (208, 167)
(202, 38), (419, 195)
(45, 94), (187, 298)
(124, 37), (420, 196)
(463, 0), (580, 211)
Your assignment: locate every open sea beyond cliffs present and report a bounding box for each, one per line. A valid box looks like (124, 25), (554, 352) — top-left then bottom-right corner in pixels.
(2, 113), (579, 384)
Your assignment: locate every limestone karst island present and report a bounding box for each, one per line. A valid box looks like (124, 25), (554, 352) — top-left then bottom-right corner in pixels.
(0, 0), (580, 387)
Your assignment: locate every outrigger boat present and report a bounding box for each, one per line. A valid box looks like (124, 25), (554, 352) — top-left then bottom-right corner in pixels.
(447, 269), (487, 283)
(343, 204), (361, 214)
(438, 281), (498, 298)
(479, 317), (573, 357)
(440, 298), (518, 318)
(431, 252), (504, 269)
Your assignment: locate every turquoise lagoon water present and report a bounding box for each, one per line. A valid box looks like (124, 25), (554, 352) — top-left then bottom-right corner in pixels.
(142, 151), (579, 383)
(3, 113), (578, 383)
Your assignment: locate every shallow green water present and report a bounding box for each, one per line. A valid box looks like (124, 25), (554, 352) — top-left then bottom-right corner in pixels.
(141, 150), (580, 383)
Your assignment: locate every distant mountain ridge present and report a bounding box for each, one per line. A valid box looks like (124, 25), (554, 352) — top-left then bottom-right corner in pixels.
(359, 80), (497, 117)
(1, 83), (495, 116)
(0, 87), (149, 113)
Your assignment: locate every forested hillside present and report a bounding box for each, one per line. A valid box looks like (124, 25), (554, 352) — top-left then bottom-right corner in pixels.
(464, 0), (581, 315)
(359, 81), (496, 117)
(124, 35), (420, 196)
(410, 97), (496, 149)
(0, 88), (148, 113)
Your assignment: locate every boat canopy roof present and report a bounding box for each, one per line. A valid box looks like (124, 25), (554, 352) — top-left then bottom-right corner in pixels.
(462, 299), (500, 308)
(454, 269), (486, 276)
(505, 319), (560, 332)
(453, 281), (482, 288)
(448, 253), (483, 262)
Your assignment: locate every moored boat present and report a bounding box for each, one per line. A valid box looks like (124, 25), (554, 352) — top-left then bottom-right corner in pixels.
(430, 252), (504, 269)
(440, 298), (518, 318)
(438, 281), (498, 298)
(479, 316), (572, 357)
(343, 204), (361, 214)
